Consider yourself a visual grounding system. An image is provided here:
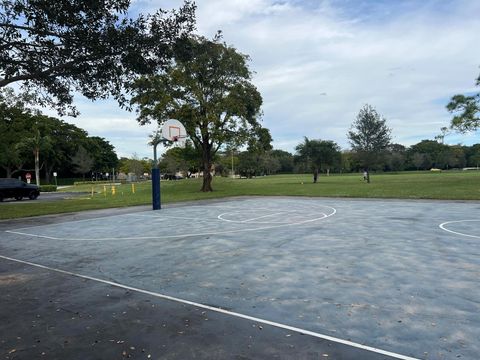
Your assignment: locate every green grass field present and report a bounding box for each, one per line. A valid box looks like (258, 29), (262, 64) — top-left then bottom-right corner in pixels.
(1, 171), (479, 219)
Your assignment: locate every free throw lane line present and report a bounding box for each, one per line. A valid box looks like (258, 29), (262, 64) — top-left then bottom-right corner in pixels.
(0, 254), (418, 360)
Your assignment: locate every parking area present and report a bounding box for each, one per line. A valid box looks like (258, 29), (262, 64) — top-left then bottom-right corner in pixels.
(1, 197), (479, 359)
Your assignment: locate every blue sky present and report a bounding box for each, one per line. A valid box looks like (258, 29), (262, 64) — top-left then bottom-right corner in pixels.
(47, 0), (480, 158)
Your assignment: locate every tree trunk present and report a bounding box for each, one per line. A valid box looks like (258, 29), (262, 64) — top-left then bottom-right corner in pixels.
(44, 160), (53, 184)
(201, 149), (213, 192)
(201, 164), (213, 192)
(313, 168), (318, 183)
(34, 148), (40, 186)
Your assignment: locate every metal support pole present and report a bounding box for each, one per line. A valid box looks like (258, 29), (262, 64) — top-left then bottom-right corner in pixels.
(231, 150), (234, 178)
(152, 168), (161, 210)
(152, 142), (161, 210)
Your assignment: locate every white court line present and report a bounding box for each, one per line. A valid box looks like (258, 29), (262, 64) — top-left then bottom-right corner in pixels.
(0, 254), (418, 360)
(216, 212), (326, 224)
(5, 206), (337, 241)
(217, 207), (332, 224)
(242, 212), (284, 223)
(439, 220), (480, 239)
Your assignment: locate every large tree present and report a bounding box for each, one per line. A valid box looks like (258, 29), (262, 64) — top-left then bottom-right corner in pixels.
(295, 137), (341, 183)
(384, 143), (406, 172)
(466, 144), (480, 168)
(119, 154), (150, 179)
(130, 34), (263, 192)
(237, 151), (259, 178)
(0, 87), (35, 177)
(0, 0), (195, 115)
(447, 70), (480, 132)
(347, 104), (392, 183)
(84, 136), (118, 173)
(407, 140), (449, 169)
(39, 117), (89, 183)
(71, 145), (94, 180)
(245, 127), (274, 176)
(270, 150), (294, 173)
(236, 132), (279, 178)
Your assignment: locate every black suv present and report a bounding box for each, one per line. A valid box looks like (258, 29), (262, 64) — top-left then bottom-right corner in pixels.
(0, 178), (40, 201)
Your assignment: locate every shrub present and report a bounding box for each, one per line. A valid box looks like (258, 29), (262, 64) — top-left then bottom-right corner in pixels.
(74, 181), (112, 185)
(39, 185), (57, 192)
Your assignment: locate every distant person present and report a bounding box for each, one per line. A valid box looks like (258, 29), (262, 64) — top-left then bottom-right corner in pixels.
(363, 170), (368, 181)
(313, 169), (318, 183)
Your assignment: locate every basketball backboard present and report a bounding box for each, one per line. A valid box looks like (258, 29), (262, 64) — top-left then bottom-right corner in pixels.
(161, 119), (187, 147)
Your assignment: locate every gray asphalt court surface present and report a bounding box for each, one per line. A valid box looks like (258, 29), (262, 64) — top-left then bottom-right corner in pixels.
(1, 197), (479, 359)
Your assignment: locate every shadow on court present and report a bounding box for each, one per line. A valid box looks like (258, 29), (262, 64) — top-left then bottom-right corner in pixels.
(0, 259), (391, 360)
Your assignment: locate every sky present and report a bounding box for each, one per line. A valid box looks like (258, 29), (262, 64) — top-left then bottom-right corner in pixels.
(46, 0), (480, 158)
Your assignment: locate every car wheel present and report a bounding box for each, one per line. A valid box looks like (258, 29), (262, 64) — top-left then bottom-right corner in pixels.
(15, 196), (23, 201)
(29, 191), (38, 200)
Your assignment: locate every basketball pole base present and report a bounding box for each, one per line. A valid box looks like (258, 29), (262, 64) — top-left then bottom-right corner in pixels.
(152, 168), (161, 210)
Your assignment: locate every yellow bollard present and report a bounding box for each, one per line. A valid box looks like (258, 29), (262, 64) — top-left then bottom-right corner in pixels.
(111, 186), (116, 196)
(131, 183), (135, 194)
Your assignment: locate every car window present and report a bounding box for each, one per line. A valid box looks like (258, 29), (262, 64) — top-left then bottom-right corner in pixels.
(0, 178), (24, 186)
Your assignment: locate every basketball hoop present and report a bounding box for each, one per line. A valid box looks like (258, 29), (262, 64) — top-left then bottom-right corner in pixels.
(160, 119), (187, 147)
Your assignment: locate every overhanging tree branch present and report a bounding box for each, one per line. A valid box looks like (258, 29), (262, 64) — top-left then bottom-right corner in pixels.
(0, 0), (196, 115)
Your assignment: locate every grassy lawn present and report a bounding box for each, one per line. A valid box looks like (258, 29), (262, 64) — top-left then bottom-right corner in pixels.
(1, 171), (479, 219)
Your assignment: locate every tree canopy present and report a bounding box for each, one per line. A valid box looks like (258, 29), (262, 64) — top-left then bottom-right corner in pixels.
(0, 0), (196, 115)
(447, 70), (480, 132)
(347, 104), (391, 182)
(0, 87), (35, 177)
(71, 145), (94, 180)
(295, 137), (341, 182)
(130, 34), (264, 191)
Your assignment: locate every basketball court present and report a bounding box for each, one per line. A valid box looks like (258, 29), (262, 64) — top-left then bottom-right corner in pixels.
(1, 197), (479, 359)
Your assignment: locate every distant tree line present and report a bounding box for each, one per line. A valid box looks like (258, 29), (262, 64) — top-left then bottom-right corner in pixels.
(0, 88), (118, 184)
(209, 139), (480, 179)
(160, 103), (479, 180)
(216, 105), (478, 179)
(157, 135), (480, 180)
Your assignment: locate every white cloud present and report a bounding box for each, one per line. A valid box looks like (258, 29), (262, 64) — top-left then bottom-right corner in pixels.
(196, 0), (480, 151)
(46, 0), (480, 158)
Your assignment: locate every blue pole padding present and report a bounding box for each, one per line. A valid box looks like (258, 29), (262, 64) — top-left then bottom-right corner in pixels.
(152, 168), (161, 210)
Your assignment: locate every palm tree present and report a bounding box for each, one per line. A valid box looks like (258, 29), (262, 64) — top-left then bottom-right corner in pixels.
(17, 127), (51, 186)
